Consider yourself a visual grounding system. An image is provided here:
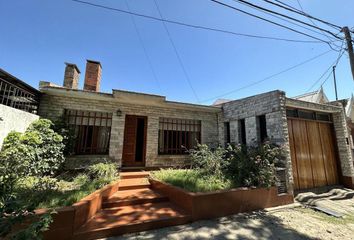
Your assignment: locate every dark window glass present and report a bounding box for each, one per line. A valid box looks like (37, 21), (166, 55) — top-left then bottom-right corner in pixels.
(286, 109), (297, 118)
(316, 113), (331, 122)
(287, 108), (332, 122)
(258, 115), (268, 143)
(298, 110), (315, 120)
(65, 109), (112, 155)
(224, 122), (231, 145)
(239, 119), (246, 145)
(158, 118), (201, 155)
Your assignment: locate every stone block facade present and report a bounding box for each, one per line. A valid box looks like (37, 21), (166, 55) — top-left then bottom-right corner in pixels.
(222, 91), (293, 192)
(222, 90), (287, 145)
(38, 88), (220, 168)
(38, 84), (354, 193)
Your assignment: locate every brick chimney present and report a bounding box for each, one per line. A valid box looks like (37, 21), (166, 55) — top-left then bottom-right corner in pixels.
(84, 60), (102, 92)
(63, 63), (80, 89)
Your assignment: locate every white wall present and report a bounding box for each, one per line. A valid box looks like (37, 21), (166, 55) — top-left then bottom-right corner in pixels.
(0, 104), (39, 148)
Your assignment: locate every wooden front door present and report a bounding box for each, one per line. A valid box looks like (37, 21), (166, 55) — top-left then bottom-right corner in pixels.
(288, 118), (339, 190)
(122, 115), (147, 167)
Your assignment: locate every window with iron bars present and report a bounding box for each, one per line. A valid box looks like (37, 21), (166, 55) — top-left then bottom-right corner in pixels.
(65, 110), (112, 155)
(0, 78), (39, 114)
(158, 118), (201, 155)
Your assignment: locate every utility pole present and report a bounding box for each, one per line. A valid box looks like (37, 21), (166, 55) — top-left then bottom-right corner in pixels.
(333, 66), (338, 101)
(342, 26), (354, 81)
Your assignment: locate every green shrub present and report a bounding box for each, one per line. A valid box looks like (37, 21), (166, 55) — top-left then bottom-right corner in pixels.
(16, 176), (59, 192)
(0, 119), (65, 239)
(52, 119), (76, 156)
(73, 174), (90, 187)
(0, 119), (65, 178)
(189, 144), (225, 178)
(162, 142), (285, 192)
(224, 143), (281, 188)
(87, 163), (118, 182)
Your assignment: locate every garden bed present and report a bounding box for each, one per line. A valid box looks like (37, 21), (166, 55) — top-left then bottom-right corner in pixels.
(150, 178), (293, 221)
(18, 179), (119, 240)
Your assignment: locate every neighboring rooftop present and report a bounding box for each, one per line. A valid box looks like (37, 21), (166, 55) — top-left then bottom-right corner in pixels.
(212, 98), (232, 106)
(292, 88), (329, 104)
(0, 68), (40, 94)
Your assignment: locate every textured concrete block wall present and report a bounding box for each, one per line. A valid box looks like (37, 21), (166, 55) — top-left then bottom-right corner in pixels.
(38, 93), (220, 168)
(229, 120), (239, 144)
(0, 104), (39, 148)
(222, 90), (285, 145)
(222, 90), (293, 193)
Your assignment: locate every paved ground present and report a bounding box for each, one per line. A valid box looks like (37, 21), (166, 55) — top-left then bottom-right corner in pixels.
(104, 187), (354, 240)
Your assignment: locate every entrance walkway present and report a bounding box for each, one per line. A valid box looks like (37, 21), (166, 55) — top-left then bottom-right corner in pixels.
(73, 172), (191, 240)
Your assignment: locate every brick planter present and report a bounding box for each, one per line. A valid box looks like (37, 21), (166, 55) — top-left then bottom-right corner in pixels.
(17, 180), (120, 240)
(149, 178), (293, 221)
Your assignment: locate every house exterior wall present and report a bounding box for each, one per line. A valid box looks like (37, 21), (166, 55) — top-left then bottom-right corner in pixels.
(38, 89), (220, 168)
(222, 90), (288, 145)
(0, 104), (39, 148)
(222, 90), (293, 193)
(38, 86), (354, 191)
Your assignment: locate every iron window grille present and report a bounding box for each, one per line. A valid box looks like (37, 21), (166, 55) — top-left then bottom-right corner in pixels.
(158, 118), (201, 155)
(65, 109), (112, 155)
(0, 78), (39, 114)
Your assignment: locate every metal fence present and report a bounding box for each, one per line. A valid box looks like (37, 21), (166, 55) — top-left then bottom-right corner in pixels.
(0, 77), (39, 114)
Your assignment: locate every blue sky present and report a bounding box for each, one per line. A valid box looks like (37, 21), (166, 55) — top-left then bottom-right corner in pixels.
(1, 0), (353, 105)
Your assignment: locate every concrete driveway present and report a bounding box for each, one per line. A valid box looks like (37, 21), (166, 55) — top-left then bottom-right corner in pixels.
(103, 187), (354, 240)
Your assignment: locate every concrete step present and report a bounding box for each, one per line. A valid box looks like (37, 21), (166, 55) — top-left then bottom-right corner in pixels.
(120, 171), (150, 179)
(103, 188), (168, 208)
(73, 202), (191, 240)
(119, 178), (150, 191)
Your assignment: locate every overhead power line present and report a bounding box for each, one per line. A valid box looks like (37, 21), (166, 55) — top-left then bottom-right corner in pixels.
(306, 42), (345, 91)
(263, 0), (342, 30)
(71, 0), (325, 44)
(231, 0), (342, 42)
(124, 0), (163, 94)
(201, 49), (333, 103)
(209, 0), (338, 49)
(152, 0), (200, 102)
(318, 49), (346, 89)
(231, 0), (340, 46)
(306, 59), (337, 92)
(295, 0), (341, 47)
(230, 0), (342, 40)
(275, 0), (306, 12)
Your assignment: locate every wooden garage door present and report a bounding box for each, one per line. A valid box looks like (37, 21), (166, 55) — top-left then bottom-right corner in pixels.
(288, 118), (339, 190)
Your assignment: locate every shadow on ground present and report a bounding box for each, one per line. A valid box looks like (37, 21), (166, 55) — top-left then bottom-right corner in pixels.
(107, 210), (314, 240)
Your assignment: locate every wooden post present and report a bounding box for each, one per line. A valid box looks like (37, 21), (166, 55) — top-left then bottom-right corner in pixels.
(342, 27), (354, 81)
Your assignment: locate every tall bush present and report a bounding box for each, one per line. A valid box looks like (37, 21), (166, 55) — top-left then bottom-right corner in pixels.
(0, 119), (65, 238)
(189, 142), (283, 188)
(52, 118), (76, 156)
(225, 142), (282, 188)
(1, 119), (65, 177)
(189, 144), (225, 178)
